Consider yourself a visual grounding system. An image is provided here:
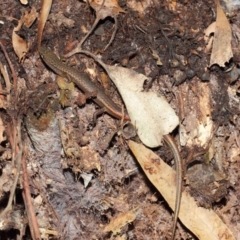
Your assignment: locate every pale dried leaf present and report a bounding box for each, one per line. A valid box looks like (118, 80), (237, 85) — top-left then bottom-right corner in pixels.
(89, 0), (125, 18)
(210, 0), (233, 67)
(80, 172), (93, 188)
(37, 0), (52, 48)
(204, 22), (216, 41)
(150, 48), (163, 66)
(12, 18), (28, 62)
(128, 140), (235, 240)
(20, 0), (28, 5)
(81, 146), (101, 172)
(22, 7), (38, 28)
(127, 0), (152, 14)
(205, 36), (214, 54)
(204, 22), (216, 53)
(100, 62), (179, 147)
(39, 228), (58, 238)
(103, 208), (138, 235)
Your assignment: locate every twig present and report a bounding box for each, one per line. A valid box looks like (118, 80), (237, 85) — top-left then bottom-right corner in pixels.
(0, 118), (22, 219)
(104, 16), (118, 51)
(64, 0), (118, 57)
(0, 41), (17, 94)
(64, 17), (100, 58)
(0, 61), (11, 101)
(22, 146), (41, 240)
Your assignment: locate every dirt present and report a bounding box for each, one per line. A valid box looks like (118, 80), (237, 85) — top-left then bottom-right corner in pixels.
(0, 0), (239, 239)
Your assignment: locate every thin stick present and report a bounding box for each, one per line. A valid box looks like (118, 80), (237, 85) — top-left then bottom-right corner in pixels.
(0, 41), (17, 95)
(22, 146), (41, 240)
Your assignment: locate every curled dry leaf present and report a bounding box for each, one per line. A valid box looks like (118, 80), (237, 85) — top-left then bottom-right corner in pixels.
(128, 140), (235, 240)
(12, 8), (38, 62)
(209, 0), (233, 67)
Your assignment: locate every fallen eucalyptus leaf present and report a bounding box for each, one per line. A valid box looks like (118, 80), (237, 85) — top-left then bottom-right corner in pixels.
(209, 0), (233, 67)
(128, 140), (235, 240)
(101, 62), (179, 147)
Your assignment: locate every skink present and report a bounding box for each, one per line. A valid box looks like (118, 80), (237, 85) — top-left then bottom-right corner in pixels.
(39, 46), (182, 239)
(39, 46), (127, 120)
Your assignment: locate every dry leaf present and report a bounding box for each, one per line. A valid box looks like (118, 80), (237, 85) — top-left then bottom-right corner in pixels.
(19, 0), (28, 5)
(12, 19), (27, 62)
(57, 114), (81, 158)
(37, 0), (52, 48)
(80, 172), (93, 188)
(127, 0), (152, 14)
(39, 228), (58, 238)
(209, 0), (233, 67)
(150, 48), (163, 66)
(204, 22), (216, 41)
(22, 7), (38, 28)
(57, 76), (75, 107)
(57, 77), (74, 91)
(204, 22), (216, 53)
(80, 145), (101, 172)
(100, 62), (179, 148)
(12, 8), (38, 62)
(103, 195), (129, 212)
(89, 0), (125, 18)
(128, 140), (235, 240)
(103, 208), (138, 235)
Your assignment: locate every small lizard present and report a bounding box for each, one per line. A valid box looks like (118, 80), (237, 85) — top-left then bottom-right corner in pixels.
(39, 46), (182, 239)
